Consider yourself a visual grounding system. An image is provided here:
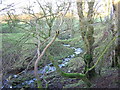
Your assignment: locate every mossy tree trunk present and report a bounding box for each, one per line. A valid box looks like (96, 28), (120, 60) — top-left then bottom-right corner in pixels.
(116, 1), (120, 67)
(111, 1), (120, 67)
(76, 0), (96, 79)
(86, 1), (96, 79)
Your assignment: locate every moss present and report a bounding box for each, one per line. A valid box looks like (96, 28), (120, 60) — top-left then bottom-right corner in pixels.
(58, 60), (63, 64)
(64, 80), (84, 88)
(61, 72), (85, 78)
(48, 41), (74, 60)
(67, 57), (85, 72)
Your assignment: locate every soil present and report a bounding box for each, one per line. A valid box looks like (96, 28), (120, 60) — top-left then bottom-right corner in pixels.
(91, 68), (119, 88)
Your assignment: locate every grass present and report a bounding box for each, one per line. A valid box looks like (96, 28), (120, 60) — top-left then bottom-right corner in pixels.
(2, 31), (75, 72)
(2, 33), (25, 40)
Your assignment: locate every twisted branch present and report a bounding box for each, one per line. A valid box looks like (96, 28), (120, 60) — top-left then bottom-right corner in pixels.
(34, 31), (59, 88)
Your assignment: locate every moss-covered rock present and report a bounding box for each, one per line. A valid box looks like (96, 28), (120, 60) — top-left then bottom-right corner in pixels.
(63, 80), (84, 88)
(67, 57), (85, 72)
(48, 41), (74, 60)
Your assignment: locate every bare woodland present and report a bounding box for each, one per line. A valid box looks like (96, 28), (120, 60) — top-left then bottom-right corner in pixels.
(1, 0), (120, 89)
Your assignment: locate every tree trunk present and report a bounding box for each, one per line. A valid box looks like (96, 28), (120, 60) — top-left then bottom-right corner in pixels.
(111, 1), (120, 67)
(114, 1), (120, 67)
(76, 0), (96, 79)
(86, 1), (96, 79)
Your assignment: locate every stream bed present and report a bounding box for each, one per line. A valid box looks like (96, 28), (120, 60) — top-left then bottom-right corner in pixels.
(2, 44), (83, 88)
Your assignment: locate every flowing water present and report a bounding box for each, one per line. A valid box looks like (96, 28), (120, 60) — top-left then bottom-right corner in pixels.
(2, 44), (83, 88)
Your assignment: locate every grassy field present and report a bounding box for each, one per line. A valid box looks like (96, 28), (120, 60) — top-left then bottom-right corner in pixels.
(2, 29), (75, 72)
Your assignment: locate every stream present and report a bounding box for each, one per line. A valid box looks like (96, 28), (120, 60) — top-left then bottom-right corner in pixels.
(2, 44), (83, 88)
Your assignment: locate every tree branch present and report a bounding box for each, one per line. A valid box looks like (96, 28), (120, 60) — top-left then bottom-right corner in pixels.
(34, 31), (59, 88)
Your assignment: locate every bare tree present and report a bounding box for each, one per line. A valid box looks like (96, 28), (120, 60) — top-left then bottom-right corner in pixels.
(76, 0), (96, 79)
